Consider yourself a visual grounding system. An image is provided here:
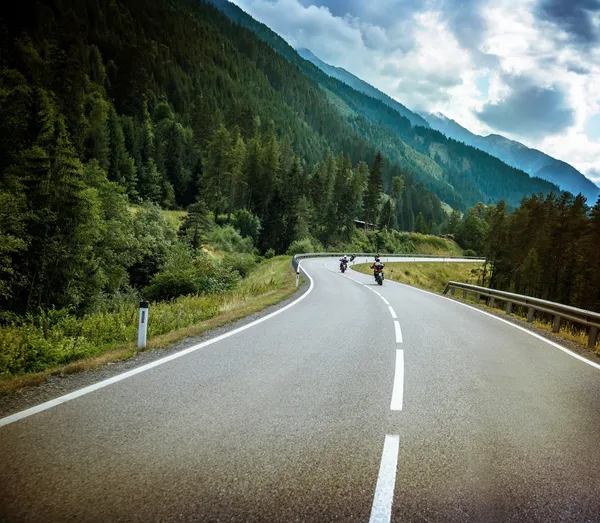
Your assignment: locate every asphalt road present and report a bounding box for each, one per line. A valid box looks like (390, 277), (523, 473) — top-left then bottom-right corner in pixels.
(2, 257), (600, 522)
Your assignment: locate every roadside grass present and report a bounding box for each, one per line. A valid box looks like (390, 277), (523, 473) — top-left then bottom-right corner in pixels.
(0, 256), (298, 394)
(353, 261), (483, 293)
(402, 233), (464, 257)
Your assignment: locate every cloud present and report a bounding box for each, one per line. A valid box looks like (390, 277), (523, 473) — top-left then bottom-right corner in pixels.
(537, 0), (600, 46)
(477, 76), (575, 139)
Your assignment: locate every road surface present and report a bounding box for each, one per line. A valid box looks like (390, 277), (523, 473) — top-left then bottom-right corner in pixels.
(1, 257), (600, 522)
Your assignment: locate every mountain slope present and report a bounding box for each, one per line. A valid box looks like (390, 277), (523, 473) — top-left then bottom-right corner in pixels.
(425, 113), (600, 202)
(206, 0), (560, 208)
(297, 48), (429, 128)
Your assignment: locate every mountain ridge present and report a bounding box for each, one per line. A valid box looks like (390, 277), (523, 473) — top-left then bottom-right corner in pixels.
(296, 47), (430, 129)
(424, 112), (600, 203)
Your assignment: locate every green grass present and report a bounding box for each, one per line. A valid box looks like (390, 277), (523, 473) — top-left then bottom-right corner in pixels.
(354, 261), (484, 293)
(400, 233), (464, 256)
(0, 256), (297, 392)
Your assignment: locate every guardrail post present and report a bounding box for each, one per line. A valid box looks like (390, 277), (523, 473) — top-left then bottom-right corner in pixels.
(527, 307), (535, 323)
(462, 289), (467, 299)
(138, 300), (149, 349)
(489, 297), (495, 308)
(450, 287), (455, 296)
(475, 293), (481, 303)
(589, 327), (599, 348)
(552, 314), (561, 333)
(506, 302), (512, 315)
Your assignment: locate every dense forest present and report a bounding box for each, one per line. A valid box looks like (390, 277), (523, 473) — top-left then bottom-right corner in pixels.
(0, 0), (447, 315)
(451, 194), (600, 312)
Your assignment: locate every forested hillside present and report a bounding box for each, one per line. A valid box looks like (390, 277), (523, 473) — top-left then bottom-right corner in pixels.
(297, 47), (430, 128)
(207, 0), (560, 208)
(0, 0), (447, 315)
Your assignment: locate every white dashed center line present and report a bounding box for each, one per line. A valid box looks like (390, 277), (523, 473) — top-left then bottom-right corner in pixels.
(369, 435), (400, 523)
(390, 349), (404, 411)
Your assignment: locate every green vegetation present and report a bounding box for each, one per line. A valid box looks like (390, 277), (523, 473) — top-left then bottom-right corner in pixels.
(451, 194), (600, 312)
(354, 261), (483, 293)
(0, 256), (296, 386)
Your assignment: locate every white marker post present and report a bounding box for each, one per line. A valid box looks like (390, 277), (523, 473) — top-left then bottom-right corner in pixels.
(138, 300), (149, 349)
(296, 263), (300, 288)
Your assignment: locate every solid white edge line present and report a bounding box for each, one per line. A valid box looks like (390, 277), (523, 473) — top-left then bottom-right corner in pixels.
(390, 349), (404, 411)
(369, 434), (400, 523)
(388, 306), (397, 319)
(380, 275), (600, 372)
(394, 321), (403, 343)
(0, 262), (317, 429)
(381, 297), (390, 306)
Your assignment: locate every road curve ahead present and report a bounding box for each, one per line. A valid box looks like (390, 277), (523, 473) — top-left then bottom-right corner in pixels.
(1, 257), (600, 522)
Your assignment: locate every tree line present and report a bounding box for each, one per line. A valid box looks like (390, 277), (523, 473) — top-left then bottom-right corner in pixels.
(450, 194), (600, 312)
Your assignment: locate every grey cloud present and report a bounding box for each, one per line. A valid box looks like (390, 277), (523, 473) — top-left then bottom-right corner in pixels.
(537, 0), (600, 45)
(567, 62), (591, 74)
(477, 76), (575, 139)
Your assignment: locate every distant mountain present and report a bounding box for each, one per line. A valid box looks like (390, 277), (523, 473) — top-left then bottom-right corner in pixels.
(297, 48), (430, 129)
(424, 113), (600, 203)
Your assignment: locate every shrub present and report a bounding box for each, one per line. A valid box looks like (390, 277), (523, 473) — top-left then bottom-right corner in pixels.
(286, 237), (323, 256)
(221, 252), (257, 278)
(264, 248), (275, 259)
(144, 245), (241, 301)
(464, 249), (478, 257)
(232, 209), (261, 243)
(208, 225), (254, 253)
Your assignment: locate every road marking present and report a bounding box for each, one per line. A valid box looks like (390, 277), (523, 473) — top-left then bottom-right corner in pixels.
(394, 321), (403, 343)
(381, 297), (390, 305)
(390, 349), (404, 410)
(0, 263), (319, 429)
(369, 435), (400, 523)
(381, 276), (600, 372)
(388, 306), (397, 319)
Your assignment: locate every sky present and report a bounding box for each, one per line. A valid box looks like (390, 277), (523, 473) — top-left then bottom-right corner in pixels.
(229, 0), (600, 185)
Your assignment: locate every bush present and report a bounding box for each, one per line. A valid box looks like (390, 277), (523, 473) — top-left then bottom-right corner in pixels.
(208, 225), (254, 253)
(221, 253), (257, 278)
(144, 245), (241, 301)
(232, 209), (261, 243)
(264, 248), (275, 259)
(286, 237), (323, 256)
(464, 249), (478, 257)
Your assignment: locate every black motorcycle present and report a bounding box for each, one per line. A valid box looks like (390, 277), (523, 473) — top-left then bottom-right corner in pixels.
(374, 265), (384, 285)
(340, 259), (348, 273)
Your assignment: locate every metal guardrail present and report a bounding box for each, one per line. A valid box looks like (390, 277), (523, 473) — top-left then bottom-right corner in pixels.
(443, 281), (600, 348)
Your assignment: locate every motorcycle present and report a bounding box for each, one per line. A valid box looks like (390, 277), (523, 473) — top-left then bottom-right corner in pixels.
(340, 259), (348, 273)
(374, 266), (384, 285)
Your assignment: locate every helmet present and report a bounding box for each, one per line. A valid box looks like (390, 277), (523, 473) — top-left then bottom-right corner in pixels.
(375, 257), (380, 262)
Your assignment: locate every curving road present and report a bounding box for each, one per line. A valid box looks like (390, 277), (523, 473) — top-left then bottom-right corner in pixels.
(1, 257), (600, 522)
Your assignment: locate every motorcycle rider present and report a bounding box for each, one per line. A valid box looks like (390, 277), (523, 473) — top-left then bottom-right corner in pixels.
(370, 257), (385, 281)
(339, 255), (349, 272)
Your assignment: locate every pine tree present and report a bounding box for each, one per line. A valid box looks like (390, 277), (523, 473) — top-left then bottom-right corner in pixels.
(179, 200), (212, 251)
(364, 152), (383, 231)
